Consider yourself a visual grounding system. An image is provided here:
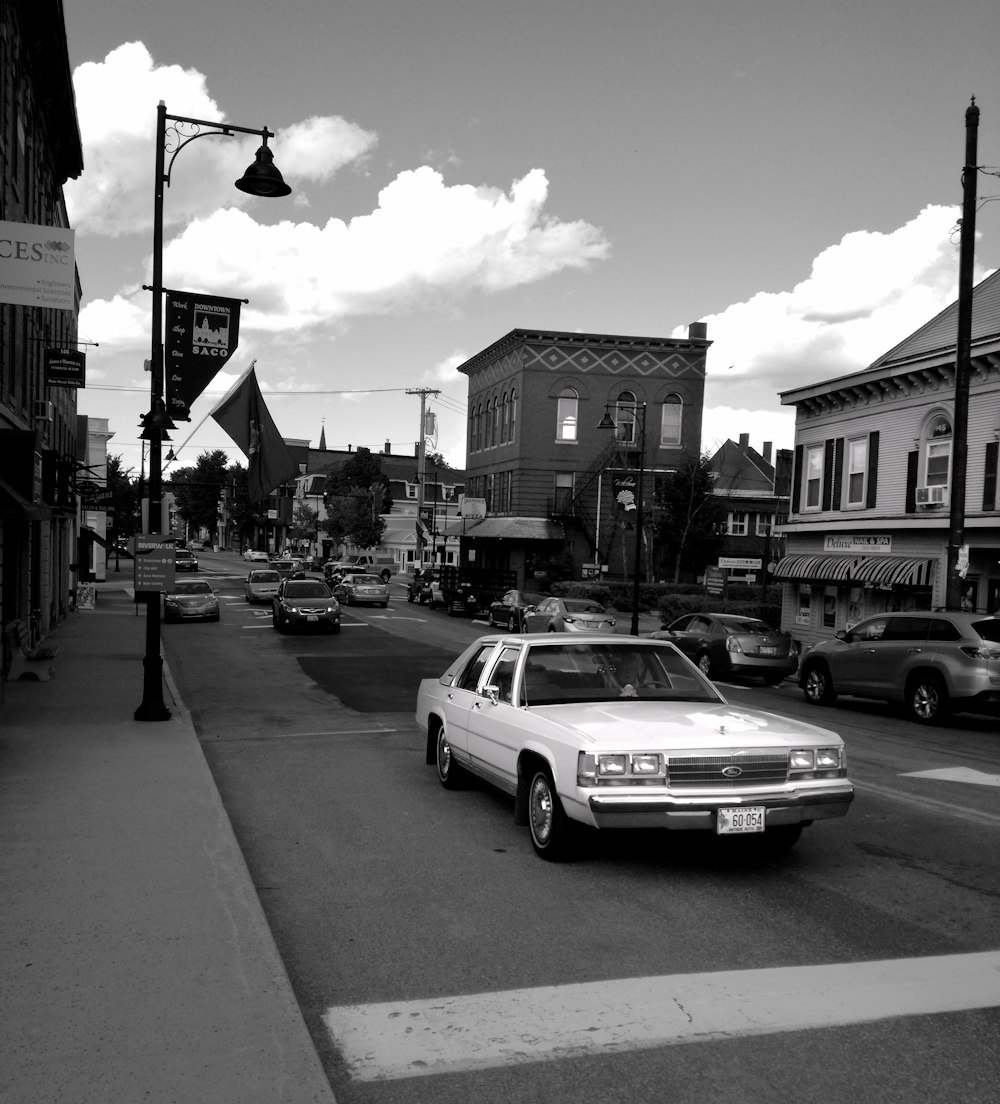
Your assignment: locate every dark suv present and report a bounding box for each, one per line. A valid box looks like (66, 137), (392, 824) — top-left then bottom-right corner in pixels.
(799, 611), (1000, 724)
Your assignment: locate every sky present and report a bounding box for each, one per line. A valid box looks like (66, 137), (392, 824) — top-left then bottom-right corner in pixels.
(63, 0), (1000, 479)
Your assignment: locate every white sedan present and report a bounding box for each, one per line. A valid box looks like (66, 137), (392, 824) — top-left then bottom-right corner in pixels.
(416, 634), (854, 861)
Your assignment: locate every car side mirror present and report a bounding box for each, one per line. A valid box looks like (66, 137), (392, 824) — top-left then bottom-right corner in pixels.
(484, 684), (500, 704)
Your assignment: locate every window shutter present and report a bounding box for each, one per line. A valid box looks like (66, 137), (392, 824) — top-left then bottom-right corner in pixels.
(822, 439), (835, 510)
(791, 445), (803, 514)
(905, 450), (918, 513)
(984, 441), (999, 511)
(831, 438), (844, 511)
(866, 431), (880, 509)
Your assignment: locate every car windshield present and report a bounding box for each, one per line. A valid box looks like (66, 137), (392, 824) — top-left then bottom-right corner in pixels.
(521, 642), (720, 705)
(352, 575), (382, 585)
(563, 600), (607, 615)
(173, 581), (211, 595)
(285, 582), (331, 598)
(251, 571), (281, 582)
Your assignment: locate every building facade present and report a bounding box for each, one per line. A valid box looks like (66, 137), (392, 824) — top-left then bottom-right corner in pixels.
(1, 0), (84, 655)
(456, 326), (710, 582)
(775, 269), (1000, 649)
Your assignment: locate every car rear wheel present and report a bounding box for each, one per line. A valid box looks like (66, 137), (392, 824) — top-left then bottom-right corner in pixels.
(527, 767), (575, 861)
(906, 672), (950, 725)
(802, 662), (836, 705)
(435, 725), (466, 789)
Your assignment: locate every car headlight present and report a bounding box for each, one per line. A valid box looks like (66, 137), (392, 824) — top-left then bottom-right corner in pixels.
(789, 746), (845, 778)
(578, 752), (664, 785)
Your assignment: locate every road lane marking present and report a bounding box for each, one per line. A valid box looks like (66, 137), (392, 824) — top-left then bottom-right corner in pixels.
(322, 950), (1000, 1082)
(903, 767), (1000, 788)
(853, 779), (1000, 828)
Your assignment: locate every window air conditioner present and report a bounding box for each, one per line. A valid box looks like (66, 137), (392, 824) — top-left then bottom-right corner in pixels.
(916, 486), (947, 505)
(33, 399), (53, 422)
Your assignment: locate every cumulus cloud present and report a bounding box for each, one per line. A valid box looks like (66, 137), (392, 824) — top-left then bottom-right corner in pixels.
(65, 43), (377, 236)
(684, 205), (989, 451)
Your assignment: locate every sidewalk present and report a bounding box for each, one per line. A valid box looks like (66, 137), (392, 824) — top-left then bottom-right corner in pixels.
(0, 584), (337, 1104)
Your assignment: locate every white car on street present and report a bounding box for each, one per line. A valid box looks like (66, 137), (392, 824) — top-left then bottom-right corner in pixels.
(416, 634), (853, 861)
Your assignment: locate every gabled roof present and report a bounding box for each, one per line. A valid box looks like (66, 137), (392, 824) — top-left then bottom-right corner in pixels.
(869, 267), (1000, 368)
(709, 439), (775, 495)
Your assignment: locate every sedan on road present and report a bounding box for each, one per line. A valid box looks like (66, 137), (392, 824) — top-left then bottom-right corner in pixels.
(523, 596), (616, 634)
(333, 573), (390, 607)
(163, 579), (220, 622)
(243, 549), (269, 562)
(487, 589), (547, 631)
(174, 548), (199, 572)
(416, 634), (853, 860)
(651, 613), (799, 684)
(271, 579), (341, 634)
(269, 559), (306, 581)
(244, 568), (282, 605)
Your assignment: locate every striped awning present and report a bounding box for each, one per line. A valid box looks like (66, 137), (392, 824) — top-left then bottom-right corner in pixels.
(772, 554), (856, 581)
(773, 553), (936, 588)
(850, 555), (936, 587)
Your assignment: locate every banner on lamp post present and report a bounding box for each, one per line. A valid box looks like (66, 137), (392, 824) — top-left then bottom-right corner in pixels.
(164, 289), (242, 420)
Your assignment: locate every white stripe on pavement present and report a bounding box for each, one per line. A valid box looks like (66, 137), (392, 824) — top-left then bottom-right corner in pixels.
(322, 950), (1000, 1082)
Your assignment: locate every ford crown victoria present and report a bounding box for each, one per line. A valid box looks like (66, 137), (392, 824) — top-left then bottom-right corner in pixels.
(416, 635), (853, 861)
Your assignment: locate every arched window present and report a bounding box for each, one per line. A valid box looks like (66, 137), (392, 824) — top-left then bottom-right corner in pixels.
(556, 387), (578, 441)
(660, 394), (682, 446)
(923, 413), (952, 488)
(492, 395), (501, 446)
(509, 388), (517, 444)
(476, 402), (484, 452)
(470, 405), (479, 454)
(500, 391), (510, 444)
(615, 390), (637, 443)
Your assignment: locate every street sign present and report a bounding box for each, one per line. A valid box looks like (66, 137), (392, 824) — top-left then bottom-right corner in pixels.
(134, 534), (176, 593)
(718, 557), (762, 570)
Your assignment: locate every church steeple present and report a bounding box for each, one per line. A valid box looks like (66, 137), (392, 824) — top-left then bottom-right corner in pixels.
(318, 418), (327, 450)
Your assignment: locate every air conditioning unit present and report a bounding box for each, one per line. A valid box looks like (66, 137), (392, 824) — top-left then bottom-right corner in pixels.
(33, 399), (53, 422)
(916, 485), (948, 505)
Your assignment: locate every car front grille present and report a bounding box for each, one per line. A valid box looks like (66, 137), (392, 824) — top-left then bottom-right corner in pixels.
(667, 752), (788, 788)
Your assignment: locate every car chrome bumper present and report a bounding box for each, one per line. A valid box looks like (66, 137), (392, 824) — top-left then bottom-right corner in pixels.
(585, 783), (854, 830)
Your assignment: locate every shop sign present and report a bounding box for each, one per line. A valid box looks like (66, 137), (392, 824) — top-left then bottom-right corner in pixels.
(823, 535), (891, 553)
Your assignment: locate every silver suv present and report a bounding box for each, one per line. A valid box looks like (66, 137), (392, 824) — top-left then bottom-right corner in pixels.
(799, 611), (1000, 724)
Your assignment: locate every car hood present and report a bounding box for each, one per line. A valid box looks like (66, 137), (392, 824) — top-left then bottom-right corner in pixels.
(531, 700), (842, 748)
(168, 594), (215, 607)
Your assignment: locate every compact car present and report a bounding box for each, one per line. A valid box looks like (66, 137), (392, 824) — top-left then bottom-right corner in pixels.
(651, 613), (799, 684)
(799, 610), (1000, 724)
(163, 579), (219, 622)
(174, 548), (198, 572)
(271, 579), (341, 633)
(523, 597), (616, 634)
(269, 559), (306, 580)
(244, 568), (282, 605)
(416, 635), (853, 860)
(333, 573), (390, 607)
(487, 590), (547, 632)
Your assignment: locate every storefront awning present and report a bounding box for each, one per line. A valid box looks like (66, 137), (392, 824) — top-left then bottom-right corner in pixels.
(442, 517), (565, 541)
(772, 554), (856, 582)
(0, 473), (45, 521)
(773, 553), (936, 588)
(850, 555), (936, 587)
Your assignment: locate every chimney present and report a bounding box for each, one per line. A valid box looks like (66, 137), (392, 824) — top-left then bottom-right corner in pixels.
(763, 441), (772, 463)
(385, 440), (391, 454)
(688, 321), (708, 341)
(739, 433), (749, 449)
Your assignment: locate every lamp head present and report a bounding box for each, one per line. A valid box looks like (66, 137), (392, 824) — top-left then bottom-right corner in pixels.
(596, 409), (617, 430)
(235, 140), (292, 197)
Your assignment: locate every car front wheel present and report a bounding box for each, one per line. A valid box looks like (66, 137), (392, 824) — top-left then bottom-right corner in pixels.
(527, 767), (575, 861)
(802, 662), (836, 705)
(906, 672), (950, 725)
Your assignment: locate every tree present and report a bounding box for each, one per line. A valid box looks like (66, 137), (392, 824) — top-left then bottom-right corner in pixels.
(290, 502), (319, 543)
(170, 449), (230, 540)
(321, 448), (393, 549)
(105, 454), (138, 541)
(652, 450), (726, 583)
(425, 451), (452, 470)
(226, 463), (259, 545)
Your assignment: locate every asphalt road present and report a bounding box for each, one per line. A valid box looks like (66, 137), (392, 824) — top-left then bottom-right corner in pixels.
(162, 552), (1000, 1104)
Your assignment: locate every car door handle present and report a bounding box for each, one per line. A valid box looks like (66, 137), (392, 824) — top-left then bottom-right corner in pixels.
(906, 647), (923, 654)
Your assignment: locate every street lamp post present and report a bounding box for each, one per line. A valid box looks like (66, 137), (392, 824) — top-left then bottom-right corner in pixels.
(135, 101), (291, 721)
(599, 401), (647, 636)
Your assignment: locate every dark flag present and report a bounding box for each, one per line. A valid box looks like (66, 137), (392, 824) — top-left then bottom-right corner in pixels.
(164, 290), (242, 421)
(211, 363), (299, 502)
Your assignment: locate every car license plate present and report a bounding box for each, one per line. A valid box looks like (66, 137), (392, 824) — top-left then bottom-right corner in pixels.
(306, 614), (319, 621)
(716, 807), (765, 834)
(759, 646), (777, 655)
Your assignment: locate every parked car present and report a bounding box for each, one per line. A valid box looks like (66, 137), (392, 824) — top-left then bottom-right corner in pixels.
(416, 634), (853, 860)
(244, 568), (282, 604)
(174, 548), (198, 572)
(325, 553), (396, 583)
(271, 579), (341, 634)
(269, 558), (306, 580)
(488, 589), (547, 632)
(187, 539), (205, 551)
(332, 573), (390, 607)
(799, 610), (1000, 724)
(243, 549), (269, 562)
(651, 613), (799, 685)
(163, 579), (219, 622)
(523, 597), (616, 634)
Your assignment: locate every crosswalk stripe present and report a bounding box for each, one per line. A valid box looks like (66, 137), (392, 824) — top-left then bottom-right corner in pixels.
(323, 950), (1000, 1082)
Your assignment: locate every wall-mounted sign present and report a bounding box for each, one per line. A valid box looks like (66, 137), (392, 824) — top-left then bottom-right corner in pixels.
(718, 557), (762, 570)
(45, 347), (86, 387)
(823, 535), (891, 553)
(459, 496), (487, 520)
(0, 221), (76, 309)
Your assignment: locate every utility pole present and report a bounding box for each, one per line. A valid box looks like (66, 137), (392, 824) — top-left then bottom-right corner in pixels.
(406, 388), (440, 565)
(945, 97), (979, 611)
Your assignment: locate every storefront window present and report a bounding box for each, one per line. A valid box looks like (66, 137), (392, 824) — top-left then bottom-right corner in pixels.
(823, 587), (837, 628)
(795, 586), (812, 626)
